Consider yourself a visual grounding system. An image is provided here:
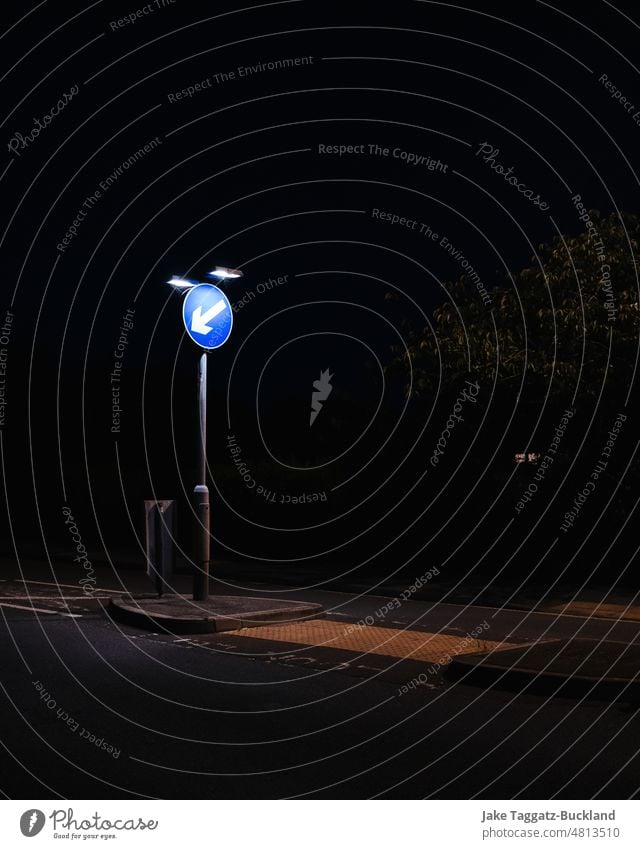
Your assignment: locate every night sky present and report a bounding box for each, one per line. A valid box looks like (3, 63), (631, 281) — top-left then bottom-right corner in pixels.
(2, 0), (640, 585)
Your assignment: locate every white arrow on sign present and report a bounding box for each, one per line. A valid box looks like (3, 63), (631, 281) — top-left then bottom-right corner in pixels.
(190, 299), (227, 334)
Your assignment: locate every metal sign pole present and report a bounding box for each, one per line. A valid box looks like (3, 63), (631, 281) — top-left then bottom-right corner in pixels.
(193, 351), (210, 600)
(173, 275), (238, 600)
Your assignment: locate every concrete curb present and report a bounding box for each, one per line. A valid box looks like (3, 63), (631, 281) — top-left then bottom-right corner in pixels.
(106, 594), (324, 634)
(445, 639), (640, 700)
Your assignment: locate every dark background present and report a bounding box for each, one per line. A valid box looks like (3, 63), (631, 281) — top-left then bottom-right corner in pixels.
(2, 0), (640, 589)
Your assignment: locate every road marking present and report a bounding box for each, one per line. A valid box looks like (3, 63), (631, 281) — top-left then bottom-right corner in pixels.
(0, 595), (112, 601)
(0, 602), (82, 618)
(12, 579), (122, 593)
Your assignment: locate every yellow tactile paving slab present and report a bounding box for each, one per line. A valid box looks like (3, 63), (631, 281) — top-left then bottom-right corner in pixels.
(229, 618), (512, 662)
(542, 600), (640, 621)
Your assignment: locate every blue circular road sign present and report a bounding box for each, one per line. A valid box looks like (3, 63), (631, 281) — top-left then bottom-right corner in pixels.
(182, 283), (233, 349)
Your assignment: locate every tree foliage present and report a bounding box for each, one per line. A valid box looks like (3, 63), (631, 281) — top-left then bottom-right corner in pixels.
(389, 211), (640, 405)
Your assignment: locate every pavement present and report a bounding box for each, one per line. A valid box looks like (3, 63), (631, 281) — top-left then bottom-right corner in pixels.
(3, 562), (640, 797)
(3, 581), (640, 797)
(108, 593), (324, 633)
(3, 556), (640, 695)
(447, 638), (640, 698)
(14, 546), (640, 622)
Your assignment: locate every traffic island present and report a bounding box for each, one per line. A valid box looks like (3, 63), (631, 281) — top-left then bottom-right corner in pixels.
(445, 638), (640, 699)
(107, 594), (324, 634)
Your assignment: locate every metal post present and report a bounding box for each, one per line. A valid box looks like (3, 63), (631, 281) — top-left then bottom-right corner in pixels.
(193, 351), (210, 600)
(153, 504), (164, 597)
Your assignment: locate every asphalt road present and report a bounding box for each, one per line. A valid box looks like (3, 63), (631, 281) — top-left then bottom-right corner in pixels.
(1, 574), (640, 799)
